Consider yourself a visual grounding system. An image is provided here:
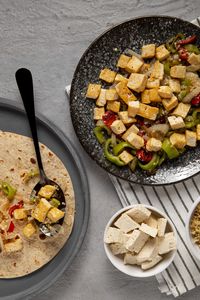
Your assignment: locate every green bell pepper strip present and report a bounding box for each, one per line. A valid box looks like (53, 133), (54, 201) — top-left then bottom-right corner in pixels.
(166, 33), (185, 53)
(192, 108), (200, 122)
(162, 138), (179, 159)
(128, 157), (138, 172)
(93, 126), (111, 144)
(178, 90), (189, 101)
(1, 182), (16, 200)
(50, 198), (60, 208)
(104, 138), (126, 167)
(113, 141), (135, 156)
(158, 152), (167, 166)
(184, 44), (200, 54)
(138, 153), (160, 171)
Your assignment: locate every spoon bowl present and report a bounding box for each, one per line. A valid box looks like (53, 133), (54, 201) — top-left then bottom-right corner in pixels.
(15, 68), (66, 237)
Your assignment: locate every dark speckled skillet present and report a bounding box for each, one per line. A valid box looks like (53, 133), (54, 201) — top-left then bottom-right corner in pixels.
(70, 15), (200, 185)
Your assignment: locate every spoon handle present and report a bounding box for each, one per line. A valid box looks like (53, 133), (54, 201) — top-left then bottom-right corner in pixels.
(15, 68), (46, 180)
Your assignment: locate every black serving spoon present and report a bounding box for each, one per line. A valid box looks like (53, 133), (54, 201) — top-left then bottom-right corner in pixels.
(15, 68), (66, 237)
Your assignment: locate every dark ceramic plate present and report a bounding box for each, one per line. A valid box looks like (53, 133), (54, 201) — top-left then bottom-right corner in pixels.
(70, 15), (200, 185)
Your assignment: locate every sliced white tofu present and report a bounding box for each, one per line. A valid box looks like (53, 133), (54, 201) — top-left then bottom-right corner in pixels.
(145, 215), (158, 229)
(124, 252), (138, 265)
(170, 65), (186, 79)
(126, 230), (149, 253)
(136, 237), (159, 264)
(141, 44), (156, 59)
(141, 255), (163, 270)
(172, 102), (191, 118)
(110, 120), (126, 135)
(185, 130), (197, 147)
(140, 223), (158, 238)
(158, 86), (172, 98)
(127, 73), (147, 93)
(110, 243), (128, 255)
(146, 138), (162, 152)
(104, 227), (124, 244)
(169, 79), (181, 93)
(156, 45), (170, 61)
(157, 218), (167, 237)
(168, 116), (185, 130)
(122, 124), (139, 141)
(128, 100), (140, 117)
(158, 232), (176, 255)
(126, 132), (144, 149)
(114, 213), (140, 233)
(126, 204), (151, 223)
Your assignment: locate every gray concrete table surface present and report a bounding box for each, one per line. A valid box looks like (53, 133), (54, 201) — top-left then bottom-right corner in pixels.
(0, 0), (200, 299)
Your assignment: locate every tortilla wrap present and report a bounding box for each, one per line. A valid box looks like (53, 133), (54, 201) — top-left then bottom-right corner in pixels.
(0, 131), (75, 278)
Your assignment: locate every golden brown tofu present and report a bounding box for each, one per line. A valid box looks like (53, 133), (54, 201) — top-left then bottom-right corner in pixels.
(141, 44), (156, 59)
(162, 95), (178, 111)
(106, 101), (120, 113)
(117, 54), (131, 68)
(38, 185), (57, 199)
(114, 73), (128, 83)
(93, 107), (105, 120)
(125, 55), (144, 73)
(47, 207), (65, 223)
(13, 208), (27, 220)
(23, 222), (37, 238)
(86, 83), (101, 99)
(110, 120), (126, 135)
(141, 90), (150, 104)
(118, 111), (135, 125)
(4, 236), (23, 253)
(170, 66), (186, 79)
(127, 73), (147, 93)
(155, 45), (170, 61)
(127, 133), (144, 149)
(122, 124), (139, 141)
(185, 130), (197, 147)
(170, 133), (186, 149)
(151, 61), (164, 80)
(118, 151), (134, 164)
(115, 81), (137, 104)
(172, 103), (191, 118)
(137, 103), (159, 120)
(105, 89), (119, 101)
(31, 198), (52, 223)
(149, 89), (162, 102)
(197, 124), (200, 140)
(99, 68), (116, 83)
(96, 89), (107, 107)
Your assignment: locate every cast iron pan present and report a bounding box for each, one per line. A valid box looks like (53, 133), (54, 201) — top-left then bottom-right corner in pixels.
(70, 15), (200, 185)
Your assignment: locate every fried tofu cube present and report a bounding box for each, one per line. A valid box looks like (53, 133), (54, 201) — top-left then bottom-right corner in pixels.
(107, 101), (120, 113)
(38, 185), (57, 199)
(99, 68), (116, 83)
(23, 222), (37, 238)
(188, 53), (200, 65)
(86, 83), (101, 99)
(168, 116), (185, 130)
(126, 204), (151, 223)
(114, 213), (140, 233)
(141, 255), (162, 270)
(115, 81), (137, 104)
(47, 207), (65, 223)
(141, 44), (156, 59)
(124, 253), (138, 265)
(126, 132), (144, 149)
(146, 78), (160, 89)
(105, 89), (119, 101)
(158, 86), (172, 98)
(126, 230), (149, 253)
(122, 124), (139, 141)
(114, 73), (128, 83)
(172, 102), (191, 118)
(137, 237), (159, 263)
(93, 107), (105, 120)
(31, 198), (52, 222)
(185, 130), (197, 147)
(117, 54), (131, 68)
(128, 101), (140, 117)
(157, 218), (167, 237)
(170, 133), (186, 149)
(137, 103), (159, 120)
(158, 232), (176, 255)
(118, 150), (134, 164)
(118, 111), (135, 124)
(156, 45), (170, 61)
(104, 227), (124, 244)
(197, 124), (200, 140)
(140, 223), (158, 237)
(170, 65), (186, 79)
(96, 89), (106, 106)
(125, 55), (144, 73)
(162, 94), (178, 111)
(127, 73), (147, 93)
(149, 88), (162, 102)
(151, 61), (164, 80)
(13, 208), (27, 220)
(141, 90), (150, 104)
(4, 236), (23, 253)
(110, 120), (126, 135)
(146, 138), (162, 152)
(140, 63), (150, 73)
(169, 79), (181, 93)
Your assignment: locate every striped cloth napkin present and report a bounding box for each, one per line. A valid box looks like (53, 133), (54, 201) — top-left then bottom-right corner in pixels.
(65, 17), (200, 297)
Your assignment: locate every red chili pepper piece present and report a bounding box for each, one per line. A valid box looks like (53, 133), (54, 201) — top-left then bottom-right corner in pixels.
(102, 111), (117, 127)
(177, 35), (197, 46)
(8, 200), (23, 217)
(136, 149), (153, 164)
(7, 221), (15, 233)
(191, 93), (200, 106)
(178, 47), (189, 61)
(138, 130), (145, 137)
(135, 117), (144, 127)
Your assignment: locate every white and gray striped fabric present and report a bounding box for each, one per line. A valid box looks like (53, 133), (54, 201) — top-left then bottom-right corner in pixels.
(66, 17), (200, 297)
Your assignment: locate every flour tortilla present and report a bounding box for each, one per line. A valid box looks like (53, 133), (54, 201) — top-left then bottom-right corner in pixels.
(0, 131), (75, 278)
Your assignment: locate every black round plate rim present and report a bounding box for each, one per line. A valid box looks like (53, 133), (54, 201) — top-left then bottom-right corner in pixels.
(70, 15), (200, 186)
(0, 98), (90, 300)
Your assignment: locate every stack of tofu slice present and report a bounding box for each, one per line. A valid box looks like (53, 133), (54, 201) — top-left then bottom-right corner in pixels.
(104, 205), (176, 270)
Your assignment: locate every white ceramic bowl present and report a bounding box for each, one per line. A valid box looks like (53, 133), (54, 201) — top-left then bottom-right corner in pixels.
(104, 204), (177, 278)
(186, 198), (200, 261)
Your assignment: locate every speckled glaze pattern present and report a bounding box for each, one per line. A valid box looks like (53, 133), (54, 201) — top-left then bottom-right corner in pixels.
(70, 15), (200, 185)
